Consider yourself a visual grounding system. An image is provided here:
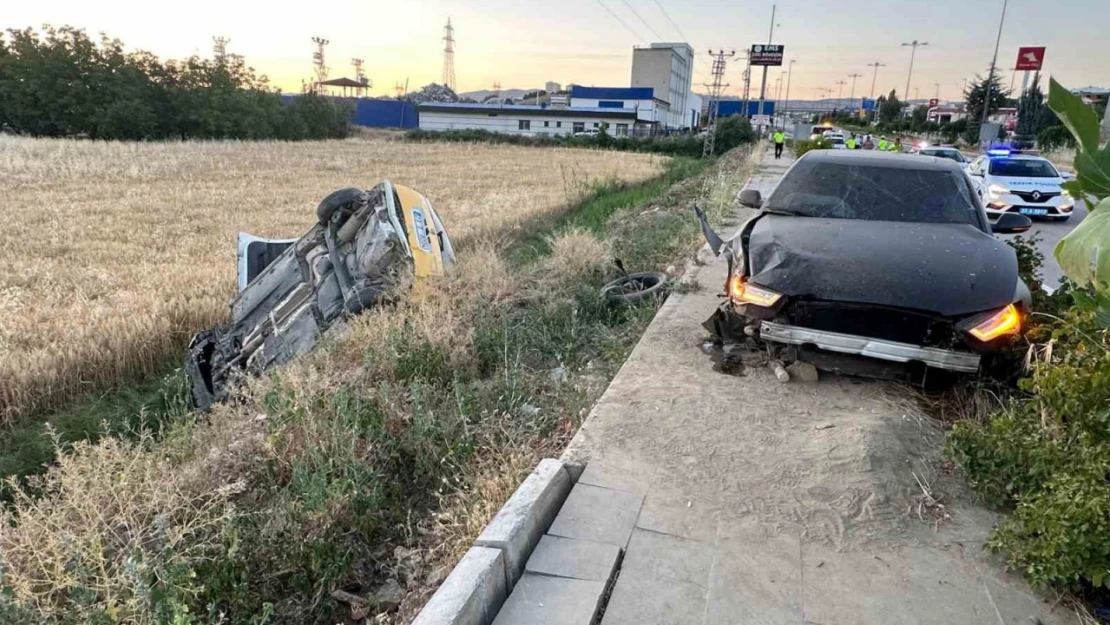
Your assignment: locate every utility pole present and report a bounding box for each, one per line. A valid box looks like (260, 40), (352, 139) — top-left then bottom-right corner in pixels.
(901, 40), (928, 101)
(442, 18), (456, 91)
(212, 36), (230, 60)
(834, 80), (847, 110)
(311, 37), (330, 93)
(703, 49), (735, 158)
(934, 82), (940, 101)
(982, 0), (1009, 134)
(352, 58), (368, 96)
(740, 50), (752, 117)
(756, 4), (777, 118)
(783, 59), (796, 126)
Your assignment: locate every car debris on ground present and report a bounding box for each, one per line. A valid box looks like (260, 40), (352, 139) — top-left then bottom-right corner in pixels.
(185, 181), (455, 410)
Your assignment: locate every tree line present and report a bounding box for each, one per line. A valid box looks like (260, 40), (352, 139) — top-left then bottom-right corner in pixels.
(0, 26), (350, 141)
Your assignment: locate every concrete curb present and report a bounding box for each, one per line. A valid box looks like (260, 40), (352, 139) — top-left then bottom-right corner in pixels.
(410, 458), (575, 625)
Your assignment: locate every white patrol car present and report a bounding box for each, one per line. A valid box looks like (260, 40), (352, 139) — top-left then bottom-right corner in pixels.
(966, 149), (1075, 222)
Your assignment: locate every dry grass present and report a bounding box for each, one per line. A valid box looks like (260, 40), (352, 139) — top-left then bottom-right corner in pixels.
(0, 136), (662, 423)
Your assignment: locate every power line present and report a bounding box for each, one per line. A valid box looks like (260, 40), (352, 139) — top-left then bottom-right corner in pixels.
(619, 0), (664, 41)
(651, 0), (687, 41)
(594, 0), (645, 42)
(702, 49), (735, 158)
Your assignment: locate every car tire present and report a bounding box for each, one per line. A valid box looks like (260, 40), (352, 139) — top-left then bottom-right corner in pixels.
(316, 187), (364, 225)
(601, 272), (668, 305)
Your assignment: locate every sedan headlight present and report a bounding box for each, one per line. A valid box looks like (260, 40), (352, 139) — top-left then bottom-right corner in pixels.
(729, 276), (783, 307)
(987, 184), (1010, 199)
(967, 304), (1021, 341)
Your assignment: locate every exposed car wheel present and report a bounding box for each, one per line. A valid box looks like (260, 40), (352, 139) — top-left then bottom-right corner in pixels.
(316, 187), (364, 225)
(601, 272), (668, 305)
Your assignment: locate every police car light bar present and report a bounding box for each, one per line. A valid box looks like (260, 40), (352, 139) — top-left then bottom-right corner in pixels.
(988, 148), (1012, 157)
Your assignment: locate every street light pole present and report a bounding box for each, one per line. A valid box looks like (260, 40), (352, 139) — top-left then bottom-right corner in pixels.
(835, 80), (847, 110)
(901, 40), (928, 100)
(847, 72), (862, 104)
(783, 59), (796, 122)
(982, 0), (1009, 128)
(934, 82), (940, 101)
(756, 4), (777, 117)
(867, 62), (886, 99)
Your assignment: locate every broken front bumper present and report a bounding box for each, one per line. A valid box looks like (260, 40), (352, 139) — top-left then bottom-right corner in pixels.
(759, 321), (982, 373)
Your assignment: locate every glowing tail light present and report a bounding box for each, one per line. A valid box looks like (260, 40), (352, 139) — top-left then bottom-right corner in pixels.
(969, 304), (1021, 341)
(729, 276), (783, 307)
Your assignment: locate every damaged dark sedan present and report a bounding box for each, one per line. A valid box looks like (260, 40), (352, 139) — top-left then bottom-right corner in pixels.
(700, 150), (1033, 380)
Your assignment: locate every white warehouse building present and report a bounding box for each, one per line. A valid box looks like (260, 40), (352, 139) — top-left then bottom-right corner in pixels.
(417, 102), (638, 137)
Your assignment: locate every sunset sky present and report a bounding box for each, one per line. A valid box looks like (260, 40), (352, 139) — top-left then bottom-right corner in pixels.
(6, 0), (1107, 103)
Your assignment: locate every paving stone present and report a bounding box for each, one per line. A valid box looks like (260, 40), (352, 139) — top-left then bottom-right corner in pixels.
(491, 573), (606, 625)
(703, 532), (802, 625)
(524, 535), (621, 582)
(412, 547), (507, 625)
(475, 459), (572, 586)
(621, 528), (714, 588)
(577, 454), (656, 496)
(547, 483), (643, 549)
(634, 490), (718, 543)
(600, 568), (707, 625)
(800, 542), (1001, 625)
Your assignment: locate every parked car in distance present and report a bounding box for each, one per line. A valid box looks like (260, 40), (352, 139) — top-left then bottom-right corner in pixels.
(912, 144), (970, 169)
(572, 129), (600, 137)
(697, 150), (1032, 382)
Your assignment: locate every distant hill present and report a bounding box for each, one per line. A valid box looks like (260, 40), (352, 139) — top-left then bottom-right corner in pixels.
(458, 88), (530, 102)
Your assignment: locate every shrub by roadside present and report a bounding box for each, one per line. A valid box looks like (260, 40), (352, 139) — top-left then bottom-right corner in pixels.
(0, 147), (758, 624)
(405, 116), (755, 159)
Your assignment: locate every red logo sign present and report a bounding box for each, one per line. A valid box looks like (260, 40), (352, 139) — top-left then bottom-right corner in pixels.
(1015, 47), (1045, 71)
(928, 98), (939, 108)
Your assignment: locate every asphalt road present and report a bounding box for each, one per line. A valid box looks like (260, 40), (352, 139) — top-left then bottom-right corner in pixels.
(996, 199), (1087, 290)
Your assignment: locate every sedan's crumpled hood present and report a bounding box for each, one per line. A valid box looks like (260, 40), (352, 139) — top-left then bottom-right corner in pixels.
(746, 215), (1018, 317)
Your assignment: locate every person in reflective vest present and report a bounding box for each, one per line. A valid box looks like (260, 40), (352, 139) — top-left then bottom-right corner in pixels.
(846, 136), (856, 149)
(891, 137), (903, 152)
(877, 137), (888, 151)
(773, 130), (786, 159)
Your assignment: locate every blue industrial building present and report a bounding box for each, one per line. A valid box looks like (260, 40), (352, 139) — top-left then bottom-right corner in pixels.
(279, 95), (418, 129)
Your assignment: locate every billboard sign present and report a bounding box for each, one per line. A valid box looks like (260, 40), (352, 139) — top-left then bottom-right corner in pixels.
(861, 98), (876, 111)
(751, 114), (771, 127)
(750, 44), (784, 66)
(928, 98), (939, 108)
(1015, 46), (1046, 71)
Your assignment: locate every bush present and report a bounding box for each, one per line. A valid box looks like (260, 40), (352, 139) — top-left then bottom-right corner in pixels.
(0, 26), (351, 141)
(405, 124), (752, 159)
(947, 305), (1110, 588)
(1036, 125), (1075, 153)
(791, 138), (829, 158)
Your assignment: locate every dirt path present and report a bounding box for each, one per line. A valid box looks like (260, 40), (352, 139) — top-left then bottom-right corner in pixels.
(560, 147), (1078, 624)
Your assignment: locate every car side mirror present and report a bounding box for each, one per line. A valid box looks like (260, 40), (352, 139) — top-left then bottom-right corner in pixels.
(739, 189), (762, 208)
(991, 212), (1033, 234)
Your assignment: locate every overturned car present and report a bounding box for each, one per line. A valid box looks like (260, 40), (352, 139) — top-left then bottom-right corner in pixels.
(185, 181), (455, 409)
(699, 150), (1033, 380)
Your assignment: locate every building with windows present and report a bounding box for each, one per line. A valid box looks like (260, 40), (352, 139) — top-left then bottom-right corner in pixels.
(567, 86), (669, 128)
(417, 102), (637, 137)
(631, 43), (694, 130)
(545, 81), (562, 93)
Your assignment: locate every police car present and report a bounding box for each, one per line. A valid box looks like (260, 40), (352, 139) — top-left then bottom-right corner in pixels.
(966, 149), (1075, 222)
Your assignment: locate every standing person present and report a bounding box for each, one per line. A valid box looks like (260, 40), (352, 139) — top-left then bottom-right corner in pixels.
(846, 135), (856, 149)
(892, 137), (903, 152)
(878, 136), (889, 151)
(773, 128), (785, 159)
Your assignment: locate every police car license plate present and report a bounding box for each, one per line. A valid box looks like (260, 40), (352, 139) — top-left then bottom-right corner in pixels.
(1019, 208), (1049, 216)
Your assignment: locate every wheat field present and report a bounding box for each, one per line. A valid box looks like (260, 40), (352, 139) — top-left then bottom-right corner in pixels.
(0, 136), (663, 423)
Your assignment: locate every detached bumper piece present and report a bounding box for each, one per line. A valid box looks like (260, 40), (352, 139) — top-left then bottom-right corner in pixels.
(759, 321), (981, 373)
